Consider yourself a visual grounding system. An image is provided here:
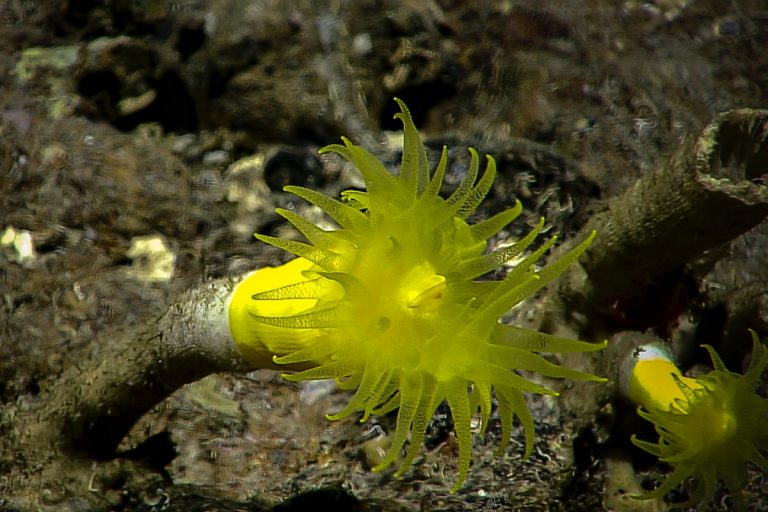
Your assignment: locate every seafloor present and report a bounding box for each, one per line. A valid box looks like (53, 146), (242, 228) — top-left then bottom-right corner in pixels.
(1, 1), (767, 511)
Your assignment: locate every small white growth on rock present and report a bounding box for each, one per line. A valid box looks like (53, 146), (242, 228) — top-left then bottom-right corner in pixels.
(126, 234), (176, 282)
(1, 226), (37, 264)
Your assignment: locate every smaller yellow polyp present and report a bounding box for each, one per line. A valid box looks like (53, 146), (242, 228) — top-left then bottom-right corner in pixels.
(630, 332), (768, 509)
(229, 257), (321, 368)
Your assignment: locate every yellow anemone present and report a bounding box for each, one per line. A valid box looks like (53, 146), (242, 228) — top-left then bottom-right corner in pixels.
(230, 98), (606, 491)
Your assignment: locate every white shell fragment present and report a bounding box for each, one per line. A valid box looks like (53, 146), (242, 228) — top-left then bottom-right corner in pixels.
(1, 226), (37, 264)
(125, 234), (176, 282)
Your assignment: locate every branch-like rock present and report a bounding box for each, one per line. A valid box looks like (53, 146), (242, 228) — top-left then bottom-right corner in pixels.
(36, 279), (255, 459)
(8, 279), (256, 508)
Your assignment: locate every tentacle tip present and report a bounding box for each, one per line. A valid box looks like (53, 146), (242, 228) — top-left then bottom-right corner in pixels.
(372, 460), (393, 474)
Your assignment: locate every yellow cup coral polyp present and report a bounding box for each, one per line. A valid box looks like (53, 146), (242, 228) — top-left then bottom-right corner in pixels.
(231, 98), (605, 491)
(630, 332), (768, 508)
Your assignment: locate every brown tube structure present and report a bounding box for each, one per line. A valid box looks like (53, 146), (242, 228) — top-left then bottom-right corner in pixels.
(574, 108), (768, 312)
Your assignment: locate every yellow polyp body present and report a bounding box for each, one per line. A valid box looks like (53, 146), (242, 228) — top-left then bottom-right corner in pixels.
(631, 332), (768, 509)
(629, 358), (703, 412)
(239, 98), (606, 492)
(229, 258), (327, 367)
